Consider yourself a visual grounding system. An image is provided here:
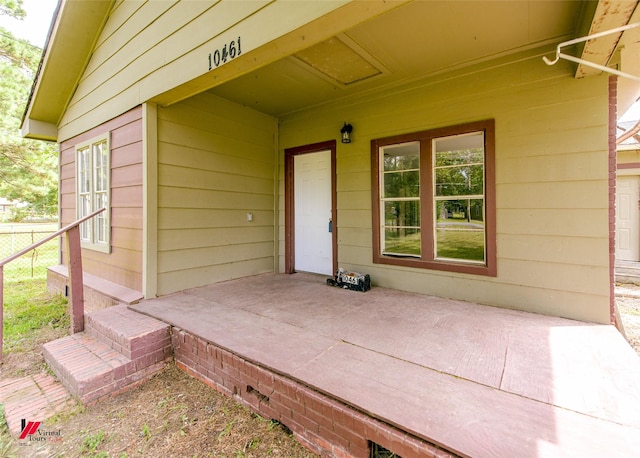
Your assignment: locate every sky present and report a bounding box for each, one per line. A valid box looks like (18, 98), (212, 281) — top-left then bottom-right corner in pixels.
(0, 0), (59, 48)
(621, 102), (640, 123)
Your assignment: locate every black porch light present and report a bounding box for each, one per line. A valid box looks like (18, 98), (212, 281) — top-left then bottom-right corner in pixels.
(340, 122), (353, 143)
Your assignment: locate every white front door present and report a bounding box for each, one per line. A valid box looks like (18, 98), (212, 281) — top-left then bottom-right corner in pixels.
(294, 150), (333, 275)
(616, 175), (640, 261)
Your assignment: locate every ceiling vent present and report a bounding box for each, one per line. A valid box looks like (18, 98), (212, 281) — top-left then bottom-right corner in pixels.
(293, 35), (386, 86)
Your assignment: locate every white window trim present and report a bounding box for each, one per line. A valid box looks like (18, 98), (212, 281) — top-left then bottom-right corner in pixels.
(75, 132), (111, 253)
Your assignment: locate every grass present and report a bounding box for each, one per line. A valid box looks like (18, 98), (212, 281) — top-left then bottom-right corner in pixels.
(82, 429), (106, 453)
(2, 279), (68, 353)
(0, 226), (59, 282)
(0, 277), (68, 455)
(0, 405), (17, 458)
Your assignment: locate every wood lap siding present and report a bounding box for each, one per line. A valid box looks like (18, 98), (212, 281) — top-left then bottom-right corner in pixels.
(57, 0), (344, 143)
(279, 56), (612, 324)
(156, 92), (276, 295)
(59, 106), (143, 292)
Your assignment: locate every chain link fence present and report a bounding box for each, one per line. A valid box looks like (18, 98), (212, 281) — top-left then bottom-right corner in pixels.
(0, 224), (59, 283)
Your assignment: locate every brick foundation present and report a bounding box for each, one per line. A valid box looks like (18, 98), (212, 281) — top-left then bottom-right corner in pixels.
(171, 327), (455, 458)
(47, 267), (117, 312)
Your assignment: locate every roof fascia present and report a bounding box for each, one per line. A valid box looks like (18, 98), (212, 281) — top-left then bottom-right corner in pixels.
(575, 0), (638, 79)
(21, 0), (113, 141)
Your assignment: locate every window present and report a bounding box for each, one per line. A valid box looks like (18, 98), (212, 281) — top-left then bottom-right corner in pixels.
(76, 133), (111, 253)
(371, 120), (495, 276)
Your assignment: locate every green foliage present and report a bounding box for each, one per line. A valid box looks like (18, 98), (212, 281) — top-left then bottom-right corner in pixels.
(0, 405), (17, 458)
(0, 0), (57, 220)
(82, 429), (106, 455)
(141, 423), (151, 440)
(0, 224), (59, 280)
(3, 278), (68, 353)
(0, 1), (26, 21)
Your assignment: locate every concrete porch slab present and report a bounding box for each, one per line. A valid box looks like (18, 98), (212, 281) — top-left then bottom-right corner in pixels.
(131, 272), (640, 457)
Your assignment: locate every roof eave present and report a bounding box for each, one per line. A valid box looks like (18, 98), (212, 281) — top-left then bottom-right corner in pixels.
(21, 0), (113, 141)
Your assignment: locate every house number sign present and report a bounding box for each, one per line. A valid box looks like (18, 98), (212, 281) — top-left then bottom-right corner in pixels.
(208, 37), (242, 71)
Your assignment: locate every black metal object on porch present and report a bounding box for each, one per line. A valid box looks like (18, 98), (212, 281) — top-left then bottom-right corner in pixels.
(327, 267), (371, 292)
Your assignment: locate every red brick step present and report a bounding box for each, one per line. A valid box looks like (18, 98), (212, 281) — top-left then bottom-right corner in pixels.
(86, 304), (171, 361)
(43, 306), (172, 405)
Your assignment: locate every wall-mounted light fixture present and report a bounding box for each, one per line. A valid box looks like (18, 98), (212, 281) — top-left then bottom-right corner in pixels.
(340, 122), (353, 144)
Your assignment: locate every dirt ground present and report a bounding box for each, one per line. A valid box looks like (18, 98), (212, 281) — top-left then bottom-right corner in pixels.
(2, 287), (640, 458)
(1, 329), (316, 458)
(22, 364), (316, 458)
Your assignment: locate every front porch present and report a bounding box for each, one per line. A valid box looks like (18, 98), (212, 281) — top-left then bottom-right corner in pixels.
(128, 272), (640, 457)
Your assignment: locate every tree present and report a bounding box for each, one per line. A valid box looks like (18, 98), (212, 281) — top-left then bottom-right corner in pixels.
(0, 0), (58, 220)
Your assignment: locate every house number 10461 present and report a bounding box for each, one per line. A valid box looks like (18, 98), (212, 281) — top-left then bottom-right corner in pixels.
(208, 37), (242, 70)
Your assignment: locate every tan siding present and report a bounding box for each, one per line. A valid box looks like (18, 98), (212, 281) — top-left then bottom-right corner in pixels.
(158, 258), (274, 294)
(59, 106), (143, 292)
(158, 164), (273, 195)
(157, 92), (276, 295)
(279, 56), (611, 323)
(158, 208), (274, 230)
(618, 149), (640, 166)
(158, 226), (274, 251)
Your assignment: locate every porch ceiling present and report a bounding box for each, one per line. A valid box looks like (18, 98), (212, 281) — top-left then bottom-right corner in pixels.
(208, 0), (589, 117)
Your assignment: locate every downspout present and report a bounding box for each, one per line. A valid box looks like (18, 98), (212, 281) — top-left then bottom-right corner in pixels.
(543, 22), (640, 81)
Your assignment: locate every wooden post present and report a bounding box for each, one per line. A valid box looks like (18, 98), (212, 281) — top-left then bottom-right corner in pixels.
(0, 265), (3, 361)
(66, 226), (85, 333)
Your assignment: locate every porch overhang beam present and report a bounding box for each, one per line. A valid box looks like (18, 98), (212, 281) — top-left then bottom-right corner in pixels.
(574, 0), (638, 79)
(150, 0), (411, 107)
(543, 22), (640, 81)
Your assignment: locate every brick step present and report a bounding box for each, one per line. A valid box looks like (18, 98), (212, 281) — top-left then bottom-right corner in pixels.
(615, 271), (640, 284)
(43, 306), (172, 405)
(86, 304), (171, 360)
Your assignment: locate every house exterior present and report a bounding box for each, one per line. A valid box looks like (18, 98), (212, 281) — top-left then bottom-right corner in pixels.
(617, 118), (640, 263)
(0, 198), (17, 215)
(21, 0), (640, 325)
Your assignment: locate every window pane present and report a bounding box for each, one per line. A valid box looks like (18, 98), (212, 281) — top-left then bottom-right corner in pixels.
(80, 195), (91, 241)
(383, 199), (420, 256)
(94, 142), (108, 192)
(435, 164), (483, 196)
(434, 132), (484, 162)
(384, 228), (421, 256)
(384, 200), (420, 227)
(382, 142), (419, 172)
(95, 192), (107, 210)
(435, 148), (484, 167)
(434, 132), (484, 198)
(384, 170), (419, 198)
(96, 214), (106, 243)
(79, 148), (91, 193)
(94, 193), (108, 243)
(435, 199), (485, 262)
